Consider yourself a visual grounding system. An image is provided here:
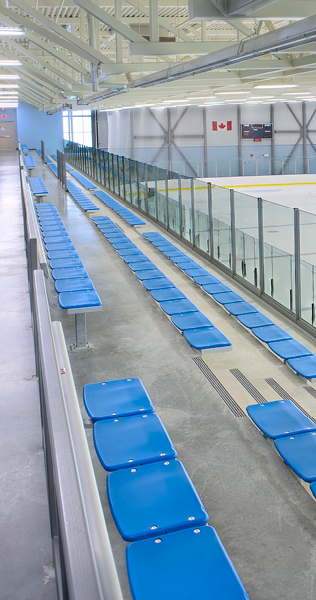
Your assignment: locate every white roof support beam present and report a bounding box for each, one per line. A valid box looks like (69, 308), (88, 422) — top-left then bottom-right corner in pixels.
(0, 3), (106, 66)
(25, 31), (89, 76)
(130, 41), (236, 56)
(71, 0), (147, 43)
(129, 14), (316, 89)
(8, 0), (108, 64)
(189, 0), (312, 20)
(149, 0), (159, 43)
(124, 0), (192, 42)
(7, 38), (82, 86)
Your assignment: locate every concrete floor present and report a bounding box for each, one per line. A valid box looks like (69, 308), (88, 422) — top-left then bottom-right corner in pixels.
(27, 151), (316, 600)
(0, 151), (57, 600)
(7, 148), (316, 600)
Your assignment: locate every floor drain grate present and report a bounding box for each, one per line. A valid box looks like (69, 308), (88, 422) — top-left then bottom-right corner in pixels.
(304, 386), (316, 400)
(192, 357), (245, 417)
(230, 369), (267, 403)
(265, 378), (316, 423)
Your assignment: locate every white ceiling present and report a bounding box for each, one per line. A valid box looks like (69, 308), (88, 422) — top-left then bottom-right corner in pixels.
(0, 0), (316, 111)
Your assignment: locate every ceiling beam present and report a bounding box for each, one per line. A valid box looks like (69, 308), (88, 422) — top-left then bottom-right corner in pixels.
(8, 0), (110, 64)
(124, 0), (192, 42)
(130, 41), (236, 56)
(188, 0), (314, 20)
(71, 0), (147, 43)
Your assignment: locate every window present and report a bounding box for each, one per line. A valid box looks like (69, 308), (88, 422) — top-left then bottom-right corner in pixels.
(62, 110), (92, 146)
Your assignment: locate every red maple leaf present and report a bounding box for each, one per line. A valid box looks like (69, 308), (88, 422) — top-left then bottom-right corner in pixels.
(218, 123), (226, 129)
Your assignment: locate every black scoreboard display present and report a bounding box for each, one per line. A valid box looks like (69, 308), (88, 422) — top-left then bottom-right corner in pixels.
(241, 123), (273, 142)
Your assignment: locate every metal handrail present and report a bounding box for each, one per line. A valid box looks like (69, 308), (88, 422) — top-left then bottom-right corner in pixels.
(33, 270), (123, 600)
(52, 321), (124, 600)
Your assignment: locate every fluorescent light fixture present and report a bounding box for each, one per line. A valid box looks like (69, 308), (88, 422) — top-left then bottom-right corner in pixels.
(0, 74), (20, 79)
(286, 92), (311, 95)
(249, 96), (275, 99)
(0, 84), (19, 88)
(187, 96), (216, 100)
(0, 60), (22, 66)
(162, 99), (187, 103)
(216, 91), (251, 95)
(255, 84), (297, 89)
(0, 28), (25, 36)
(133, 103), (156, 107)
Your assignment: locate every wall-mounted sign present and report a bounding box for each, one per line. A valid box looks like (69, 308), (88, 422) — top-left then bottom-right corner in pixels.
(241, 123), (273, 141)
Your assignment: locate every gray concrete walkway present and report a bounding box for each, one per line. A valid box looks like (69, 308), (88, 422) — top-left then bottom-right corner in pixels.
(29, 151), (316, 600)
(0, 151), (57, 600)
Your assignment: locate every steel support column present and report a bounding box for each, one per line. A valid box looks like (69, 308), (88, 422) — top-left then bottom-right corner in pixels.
(237, 105), (242, 176)
(294, 207), (301, 322)
(270, 104), (275, 175)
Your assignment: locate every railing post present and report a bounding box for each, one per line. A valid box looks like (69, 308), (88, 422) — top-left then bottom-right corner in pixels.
(191, 177), (195, 247)
(258, 197), (265, 296)
(208, 182), (213, 259)
(230, 188), (236, 275)
(294, 207), (301, 321)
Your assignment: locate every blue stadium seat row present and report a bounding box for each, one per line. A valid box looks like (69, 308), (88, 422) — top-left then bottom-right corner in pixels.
(48, 163), (58, 176)
(93, 190), (146, 226)
(50, 154), (75, 171)
(91, 216), (232, 353)
(71, 170), (98, 190)
(35, 203), (102, 309)
(67, 179), (100, 212)
(36, 148), (52, 164)
(247, 399), (316, 498)
(22, 144), (29, 153)
(29, 177), (49, 198)
(83, 376), (249, 599)
(24, 155), (36, 169)
(142, 232), (316, 378)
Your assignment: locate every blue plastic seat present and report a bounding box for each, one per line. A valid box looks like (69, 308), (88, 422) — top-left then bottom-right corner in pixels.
(160, 299), (198, 316)
(117, 248), (143, 256)
(129, 261), (155, 271)
(46, 242), (76, 251)
(212, 291), (244, 305)
(55, 277), (94, 293)
(151, 288), (185, 302)
(174, 259), (199, 269)
(192, 274), (220, 285)
(162, 250), (185, 259)
(58, 289), (102, 309)
(237, 313), (274, 328)
(268, 339), (313, 360)
(252, 325), (292, 343)
(184, 327), (232, 351)
(123, 253), (147, 263)
(184, 268), (210, 278)
(51, 266), (88, 280)
(126, 525), (250, 600)
(246, 399), (316, 439)
(44, 234), (70, 244)
(83, 377), (154, 421)
(142, 232), (163, 240)
(107, 460), (208, 542)
(93, 413), (177, 471)
(50, 257), (83, 269)
(274, 432), (316, 482)
(202, 283), (231, 295)
(47, 249), (79, 259)
(171, 312), (214, 331)
(287, 355), (316, 379)
(142, 278), (176, 291)
(224, 302), (259, 316)
(310, 481), (316, 499)
(135, 269), (165, 281)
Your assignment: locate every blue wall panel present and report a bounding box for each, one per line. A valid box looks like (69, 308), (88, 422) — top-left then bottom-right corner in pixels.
(17, 101), (63, 155)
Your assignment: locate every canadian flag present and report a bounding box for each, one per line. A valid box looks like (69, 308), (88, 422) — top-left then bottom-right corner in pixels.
(212, 121), (232, 131)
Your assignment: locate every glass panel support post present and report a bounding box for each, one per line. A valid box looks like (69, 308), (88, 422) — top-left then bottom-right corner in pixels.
(136, 161), (140, 207)
(179, 177), (183, 239)
(190, 178), (195, 247)
(129, 158), (132, 203)
(144, 164), (148, 213)
(258, 197), (265, 296)
(294, 207), (301, 322)
(208, 182), (213, 258)
(230, 189), (236, 275)
(154, 166), (158, 220)
(122, 158), (126, 201)
(166, 171), (169, 229)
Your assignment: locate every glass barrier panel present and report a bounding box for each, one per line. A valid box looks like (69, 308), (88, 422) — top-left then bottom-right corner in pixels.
(130, 159), (138, 206)
(167, 175), (180, 236)
(193, 179), (210, 253)
(118, 156), (124, 198)
(156, 171), (167, 226)
(138, 162), (147, 211)
(211, 185), (232, 269)
(263, 200), (294, 311)
(181, 177), (193, 242)
(124, 157), (131, 203)
(113, 154), (119, 195)
(234, 191), (259, 288)
(299, 210), (316, 327)
(108, 154), (113, 191)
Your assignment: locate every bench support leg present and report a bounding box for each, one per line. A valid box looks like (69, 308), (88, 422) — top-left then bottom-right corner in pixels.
(74, 313), (88, 349)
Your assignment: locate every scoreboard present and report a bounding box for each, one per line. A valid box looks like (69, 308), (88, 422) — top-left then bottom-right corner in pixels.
(241, 123), (273, 142)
